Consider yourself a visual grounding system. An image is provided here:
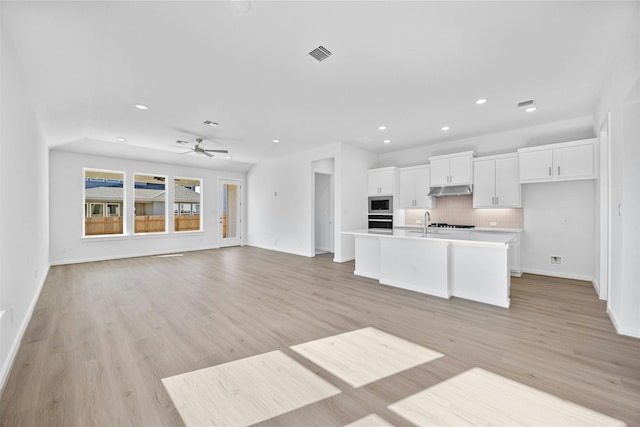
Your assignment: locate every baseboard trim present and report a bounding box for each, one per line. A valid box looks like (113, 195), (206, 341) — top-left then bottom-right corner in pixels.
(245, 243), (312, 258)
(607, 306), (640, 339)
(50, 246), (220, 266)
(0, 264), (50, 398)
(522, 268), (593, 282)
(334, 255), (355, 263)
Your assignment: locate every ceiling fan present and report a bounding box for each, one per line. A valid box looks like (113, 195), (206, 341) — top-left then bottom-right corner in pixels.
(173, 138), (228, 158)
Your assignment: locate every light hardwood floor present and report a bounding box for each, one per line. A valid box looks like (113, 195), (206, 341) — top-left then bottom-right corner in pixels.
(1, 247), (639, 426)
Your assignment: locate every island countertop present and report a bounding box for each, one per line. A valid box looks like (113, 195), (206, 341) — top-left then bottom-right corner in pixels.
(342, 228), (517, 247)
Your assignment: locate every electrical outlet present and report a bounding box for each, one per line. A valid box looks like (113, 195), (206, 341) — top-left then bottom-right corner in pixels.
(550, 256), (562, 265)
(490, 221), (497, 226)
(415, 219), (421, 224)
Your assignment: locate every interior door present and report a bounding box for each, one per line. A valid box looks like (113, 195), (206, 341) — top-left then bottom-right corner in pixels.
(219, 179), (242, 247)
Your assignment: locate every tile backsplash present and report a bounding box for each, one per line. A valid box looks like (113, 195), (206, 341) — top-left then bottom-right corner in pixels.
(402, 195), (523, 229)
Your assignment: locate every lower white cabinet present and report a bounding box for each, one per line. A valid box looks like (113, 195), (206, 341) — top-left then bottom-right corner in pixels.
(508, 234), (522, 277)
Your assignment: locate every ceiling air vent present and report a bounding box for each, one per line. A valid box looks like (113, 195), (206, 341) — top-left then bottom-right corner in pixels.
(517, 99), (536, 109)
(308, 46), (332, 62)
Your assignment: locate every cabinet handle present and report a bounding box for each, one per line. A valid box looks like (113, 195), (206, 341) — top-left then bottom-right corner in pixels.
(496, 196), (499, 205)
(548, 166), (552, 177)
(492, 196), (495, 205)
(558, 166), (560, 176)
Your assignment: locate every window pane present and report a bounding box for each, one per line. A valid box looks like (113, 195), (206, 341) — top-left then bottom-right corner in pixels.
(84, 169), (124, 236)
(134, 174), (166, 233)
(174, 177), (201, 232)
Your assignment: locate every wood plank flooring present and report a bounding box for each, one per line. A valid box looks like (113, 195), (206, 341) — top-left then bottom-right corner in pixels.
(1, 246), (639, 426)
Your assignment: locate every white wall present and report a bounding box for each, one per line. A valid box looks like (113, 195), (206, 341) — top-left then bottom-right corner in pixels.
(246, 142), (377, 262)
(49, 150), (245, 264)
(338, 143), (378, 261)
(521, 181), (595, 280)
(0, 31), (50, 392)
(594, 4), (640, 338)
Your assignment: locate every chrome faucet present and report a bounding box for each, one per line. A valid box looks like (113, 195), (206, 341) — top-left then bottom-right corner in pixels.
(423, 210), (431, 234)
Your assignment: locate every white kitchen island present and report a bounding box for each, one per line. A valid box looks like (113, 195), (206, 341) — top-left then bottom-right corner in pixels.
(342, 229), (517, 308)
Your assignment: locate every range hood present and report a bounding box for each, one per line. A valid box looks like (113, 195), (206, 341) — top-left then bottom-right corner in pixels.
(428, 185), (473, 197)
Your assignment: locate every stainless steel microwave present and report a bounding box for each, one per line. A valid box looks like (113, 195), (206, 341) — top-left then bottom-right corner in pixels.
(368, 196), (393, 214)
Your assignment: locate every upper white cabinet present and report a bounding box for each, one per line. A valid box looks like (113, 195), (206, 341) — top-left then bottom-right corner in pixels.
(368, 167), (398, 196)
(429, 151), (474, 186)
(473, 154), (521, 208)
(399, 165), (435, 208)
(518, 139), (596, 183)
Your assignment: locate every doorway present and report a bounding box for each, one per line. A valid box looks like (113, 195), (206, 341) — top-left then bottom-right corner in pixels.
(219, 179), (242, 247)
(312, 158), (335, 256)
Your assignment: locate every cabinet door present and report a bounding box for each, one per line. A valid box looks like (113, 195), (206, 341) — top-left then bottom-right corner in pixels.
(430, 158), (450, 186)
(472, 160), (496, 208)
(414, 166), (434, 208)
(519, 149), (553, 182)
(554, 144), (595, 180)
(368, 171), (381, 195)
(377, 169), (395, 194)
(449, 155), (472, 185)
(495, 156), (521, 207)
(399, 169), (415, 208)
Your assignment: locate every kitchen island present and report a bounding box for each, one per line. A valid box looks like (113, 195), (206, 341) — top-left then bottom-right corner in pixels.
(342, 229), (517, 308)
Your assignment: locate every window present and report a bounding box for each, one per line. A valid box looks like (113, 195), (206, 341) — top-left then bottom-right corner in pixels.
(174, 177), (202, 232)
(84, 169), (124, 236)
(134, 174), (167, 233)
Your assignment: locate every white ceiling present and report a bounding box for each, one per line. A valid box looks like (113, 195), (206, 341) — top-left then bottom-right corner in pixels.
(1, 1), (636, 172)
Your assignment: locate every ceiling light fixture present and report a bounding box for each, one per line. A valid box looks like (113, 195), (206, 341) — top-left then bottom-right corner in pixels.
(383, 139), (391, 144)
(441, 126), (450, 131)
(272, 139), (280, 143)
(116, 137), (126, 142)
(525, 106), (537, 113)
(203, 120), (219, 127)
(226, 156), (232, 160)
(476, 98), (488, 105)
(134, 104), (149, 110)
(378, 125), (387, 131)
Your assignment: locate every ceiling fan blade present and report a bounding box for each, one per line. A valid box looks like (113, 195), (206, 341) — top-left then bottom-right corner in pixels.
(202, 151), (215, 157)
(204, 149), (229, 153)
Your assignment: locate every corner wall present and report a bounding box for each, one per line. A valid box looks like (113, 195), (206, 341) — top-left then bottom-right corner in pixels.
(0, 26), (50, 392)
(593, 4), (640, 338)
(246, 142), (377, 262)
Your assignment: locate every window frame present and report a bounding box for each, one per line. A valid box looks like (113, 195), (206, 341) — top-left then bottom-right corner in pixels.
(133, 173), (169, 235)
(173, 176), (203, 233)
(83, 168), (126, 238)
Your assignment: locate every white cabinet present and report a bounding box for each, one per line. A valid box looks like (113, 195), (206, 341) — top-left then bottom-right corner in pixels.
(508, 234), (522, 277)
(429, 151), (474, 186)
(399, 165), (435, 208)
(368, 167), (398, 195)
(473, 154), (521, 208)
(518, 139), (596, 183)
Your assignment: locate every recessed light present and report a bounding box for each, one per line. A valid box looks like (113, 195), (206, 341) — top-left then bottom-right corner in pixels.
(226, 156), (232, 160)
(441, 126), (450, 131)
(383, 139), (391, 144)
(272, 139), (280, 143)
(378, 125), (387, 130)
(525, 106), (537, 113)
(116, 137), (126, 142)
(203, 120), (219, 127)
(475, 98), (488, 105)
(134, 104), (149, 110)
